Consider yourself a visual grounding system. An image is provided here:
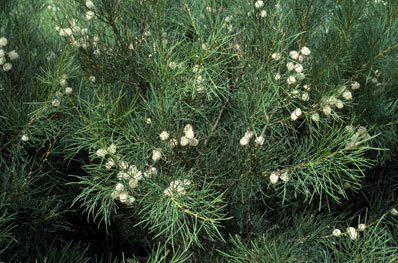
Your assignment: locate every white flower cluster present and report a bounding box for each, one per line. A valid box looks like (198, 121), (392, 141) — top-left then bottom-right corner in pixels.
(285, 46), (310, 85)
(290, 108), (302, 121)
(192, 65), (206, 93)
(254, 1), (267, 18)
(0, 36), (19, 72)
(164, 179), (191, 197)
(180, 124), (199, 146)
(21, 133), (29, 142)
(57, 19), (89, 50)
(240, 129), (264, 146)
(267, 171), (289, 184)
(96, 143), (117, 158)
(390, 208), (398, 216)
(85, 0), (95, 20)
(106, 145), (157, 205)
(345, 126), (370, 148)
(51, 75), (73, 107)
(332, 223), (366, 240)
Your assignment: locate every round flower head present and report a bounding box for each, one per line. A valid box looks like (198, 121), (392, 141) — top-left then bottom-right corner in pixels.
(274, 73), (281, 80)
(96, 148), (107, 157)
(60, 79), (67, 87)
(289, 51), (299, 60)
(184, 124), (193, 133)
(322, 105), (332, 116)
(0, 37), (8, 47)
(255, 0), (264, 9)
(311, 113), (320, 122)
(129, 178), (138, 188)
(260, 10), (267, 18)
(152, 150), (162, 161)
(52, 99), (60, 107)
(86, 10), (95, 20)
(2, 63), (12, 72)
(390, 208), (398, 216)
(185, 129), (195, 139)
(287, 76), (296, 85)
(255, 136), (265, 145)
(146, 118), (152, 125)
(332, 229), (341, 237)
(244, 130), (254, 139)
(301, 92), (309, 101)
(342, 91), (352, 100)
(300, 46), (311, 56)
(189, 138), (199, 146)
(0, 57), (5, 65)
(351, 81), (360, 90)
(294, 63), (303, 73)
(271, 52), (281, 60)
(291, 108), (302, 121)
(107, 144), (116, 154)
(8, 50), (18, 60)
(159, 131), (170, 141)
(286, 62), (295, 71)
(86, 0), (94, 9)
(358, 224), (366, 232)
(115, 183), (124, 192)
(240, 136), (250, 146)
(89, 75), (96, 83)
(180, 136), (190, 146)
(347, 227), (357, 240)
(335, 99), (344, 109)
(280, 172), (289, 182)
(65, 87), (73, 95)
(119, 192), (129, 203)
(21, 134), (29, 142)
(0, 49), (5, 58)
(270, 173), (279, 184)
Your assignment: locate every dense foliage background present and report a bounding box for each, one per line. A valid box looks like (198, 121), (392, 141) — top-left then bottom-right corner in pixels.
(1, 0), (398, 262)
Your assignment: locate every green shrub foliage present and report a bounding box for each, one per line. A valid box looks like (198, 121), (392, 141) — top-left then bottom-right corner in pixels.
(1, 0), (398, 262)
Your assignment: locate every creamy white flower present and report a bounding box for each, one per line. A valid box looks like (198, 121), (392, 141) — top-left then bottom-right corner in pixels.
(107, 144), (116, 154)
(189, 138), (199, 146)
(0, 57), (5, 65)
(274, 73), (281, 80)
(129, 178), (138, 188)
(358, 224), (366, 232)
(300, 46), (311, 56)
(184, 129), (194, 139)
(0, 37), (8, 47)
(21, 134), (29, 142)
(59, 28), (73, 37)
(8, 50), (18, 60)
(180, 136), (190, 146)
(271, 52), (281, 60)
(184, 124), (193, 133)
(0, 49), (4, 58)
(280, 172), (289, 182)
(89, 75), (96, 83)
(152, 150), (162, 161)
(255, 136), (265, 145)
(347, 227), (357, 240)
(146, 118), (152, 125)
(60, 79), (67, 87)
(301, 92), (309, 101)
(65, 87), (73, 95)
(159, 131), (170, 141)
(2, 62), (12, 72)
(322, 105), (332, 115)
(244, 130), (254, 139)
(86, 10), (95, 20)
(332, 229), (341, 237)
(351, 81), (360, 90)
(240, 136), (250, 146)
(342, 91), (352, 100)
(169, 138), (178, 148)
(286, 62), (295, 71)
(255, 0), (264, 9)
(391, 208), (398, 216)
(96, 148), (107, 157)
(289, 51), (299, 60)
(260, 10), (267, 17)
(311, 113), (320, 122)
(115, 183), (124, 192)
(168, 61), (177, 69)
(119, 192), (129, 203)
(52, 99), (60, 107)
(287, 76), (296, 85)
(335, 99), (344, 109)
(225, 15), (232, 23)
(270, 173), (279, 184)
(86, 0), (94, 9)
(104, 158), (115, 169)
(294, 63), (303, 73)
(291, 108), (302, 120)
